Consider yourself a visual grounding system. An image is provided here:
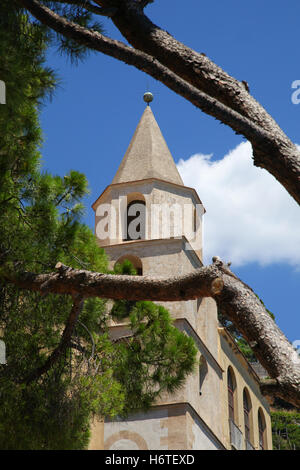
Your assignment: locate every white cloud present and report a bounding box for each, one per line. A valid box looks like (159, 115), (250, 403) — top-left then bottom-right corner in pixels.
(177, 141), (300, 267)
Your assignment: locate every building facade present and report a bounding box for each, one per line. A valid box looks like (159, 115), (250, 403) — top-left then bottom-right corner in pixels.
(89, 104), (272, 450)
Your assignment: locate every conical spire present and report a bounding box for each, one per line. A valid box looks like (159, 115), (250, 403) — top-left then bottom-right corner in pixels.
(112, 106), (183, 185)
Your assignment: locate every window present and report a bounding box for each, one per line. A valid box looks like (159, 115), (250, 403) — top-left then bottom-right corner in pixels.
(243, 389), (252, 444)
(199, 356), (208, 394)
(115, 255), (143, 276)
(227, 367), (236, 422)
(123, 195), (146, 241)
(193, 207), (198, 233)
(258, 409), (266, 450)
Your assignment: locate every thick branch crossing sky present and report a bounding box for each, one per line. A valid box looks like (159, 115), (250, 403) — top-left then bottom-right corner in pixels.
(40, 0), (300, 343)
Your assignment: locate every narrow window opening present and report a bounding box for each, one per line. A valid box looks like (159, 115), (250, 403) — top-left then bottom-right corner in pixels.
(125, 199), (146, 241)
(258, 409), (266, 450)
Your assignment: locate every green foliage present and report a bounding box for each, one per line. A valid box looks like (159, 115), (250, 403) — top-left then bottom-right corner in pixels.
(0, 3), (122, 443)
(0, 360), (124, 450)
(271, 409), (300, 450)
(235, 337), (257, 362)
(114, 258), (137, 276)
(0, 6), (197, 448)
(111, 259), (198, 413)
(115, 301), (197, 414)
(111, 259), (137, 319)
(32, 1), (104, 64)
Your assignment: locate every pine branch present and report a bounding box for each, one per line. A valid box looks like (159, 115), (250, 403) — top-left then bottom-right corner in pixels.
(24, 294), (84, 383)
(51, 0), (117, 17)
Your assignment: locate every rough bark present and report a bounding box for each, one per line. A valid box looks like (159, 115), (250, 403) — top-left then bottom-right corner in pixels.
(3, 259), (300, 407)
(213, 260), (300, 408)
(18, 0), (300, 205)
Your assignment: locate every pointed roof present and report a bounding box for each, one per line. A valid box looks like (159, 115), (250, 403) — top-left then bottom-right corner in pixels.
(111, 106), (183, 185)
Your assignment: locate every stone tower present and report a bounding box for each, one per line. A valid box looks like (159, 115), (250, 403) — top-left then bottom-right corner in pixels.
(91, 103), (272, 450)
(92, 103), (224, 450)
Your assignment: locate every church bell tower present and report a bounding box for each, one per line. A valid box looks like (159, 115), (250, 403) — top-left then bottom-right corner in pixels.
(91, 95), (224, 450)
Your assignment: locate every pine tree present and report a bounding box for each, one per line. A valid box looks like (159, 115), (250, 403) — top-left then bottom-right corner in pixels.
(0, 1), (197, 449)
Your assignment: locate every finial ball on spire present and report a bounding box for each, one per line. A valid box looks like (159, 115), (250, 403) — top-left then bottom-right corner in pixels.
(143, 92), (153, 104)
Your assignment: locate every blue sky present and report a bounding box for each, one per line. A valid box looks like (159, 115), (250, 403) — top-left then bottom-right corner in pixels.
(40, 1), (299, 343)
